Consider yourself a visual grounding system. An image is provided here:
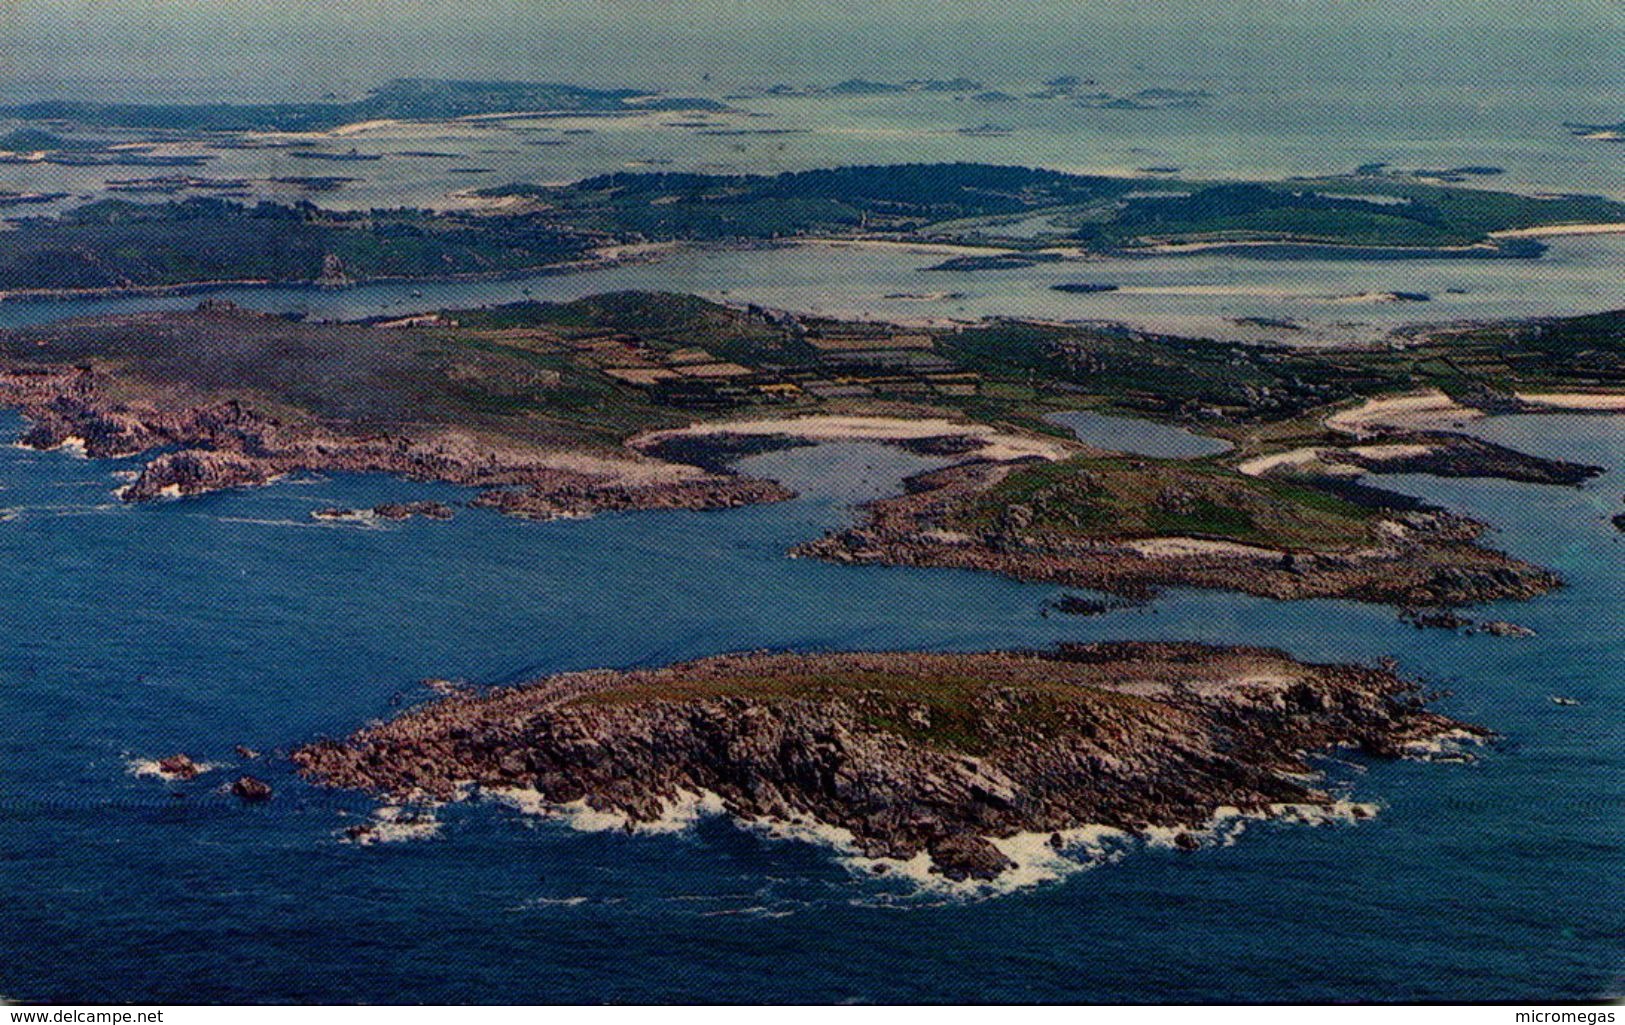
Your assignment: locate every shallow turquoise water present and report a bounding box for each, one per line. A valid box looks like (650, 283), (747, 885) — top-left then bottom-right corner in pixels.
(1, 412), (1620, 1002)
(3, 232), (1625, 348)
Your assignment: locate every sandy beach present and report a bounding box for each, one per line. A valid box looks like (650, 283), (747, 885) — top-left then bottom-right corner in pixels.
(1515, 391), (1625, 410)
(1324, 390), (1482, 437)
(633, 414), (1074, 463)
(1489, 222), (1625, 239)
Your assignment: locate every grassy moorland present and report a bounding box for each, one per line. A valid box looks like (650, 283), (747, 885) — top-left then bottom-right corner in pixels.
(950, 457), (1385, 551)
(0, 302), (682, 454)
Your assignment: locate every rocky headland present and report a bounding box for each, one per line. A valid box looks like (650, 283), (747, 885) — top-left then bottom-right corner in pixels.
(0, 362), (791, 518)
(293, 643), (1479, 882)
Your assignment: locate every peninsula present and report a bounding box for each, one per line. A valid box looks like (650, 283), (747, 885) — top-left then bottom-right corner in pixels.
(1, 293), (1617, 609)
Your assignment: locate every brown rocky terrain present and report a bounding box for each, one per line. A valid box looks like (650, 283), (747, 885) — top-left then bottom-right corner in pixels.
(793, 459), (1561, 609)
(293, 643), (1478, 882)
(0, 362), (790, 517)
(1327, 431), (1602, 485)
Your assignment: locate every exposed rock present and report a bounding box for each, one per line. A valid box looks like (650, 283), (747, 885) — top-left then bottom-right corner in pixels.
(157, 754), (200, 780)
(793, 460), (1560, 610)
(1327, 431), (1603, 486)
(928, 834), (1015, 881)
(121, 449), (276, 501)
(0, 364), (793, 520)
(373, 501), (456, 521)
(1472, 620), (1536, 638)
(469, 475), (792, 519)
(294, 644), (1481, 882)
(229, 775), (273, 802)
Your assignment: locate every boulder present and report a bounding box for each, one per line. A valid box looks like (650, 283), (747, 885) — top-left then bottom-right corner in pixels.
(157, 754), (200, 780)
(230, 775), (273, 803)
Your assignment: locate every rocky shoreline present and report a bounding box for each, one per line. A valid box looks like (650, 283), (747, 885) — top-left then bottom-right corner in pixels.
(793, 459), (1562, 609)
(292, 643), (1479, 882)
(0, 363), (791, 518)
(1329, 431), (1602, 486)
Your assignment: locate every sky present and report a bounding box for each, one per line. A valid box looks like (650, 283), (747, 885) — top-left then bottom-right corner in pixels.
(1, 1), (1621, 99)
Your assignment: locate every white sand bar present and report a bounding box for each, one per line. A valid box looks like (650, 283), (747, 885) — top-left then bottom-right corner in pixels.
(1235, 447), (1325, 476)
(1325, 390), (1481, 437)
(633, 415), (1074, 463)
(1347, 443), (1436, 460)
(1490, 223), (1625, 239)
(1515, 391), (1625, 411)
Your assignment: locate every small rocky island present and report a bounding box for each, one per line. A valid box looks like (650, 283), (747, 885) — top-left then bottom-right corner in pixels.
(294, 643), (1479, 881)
(794, 455), (1568, 608)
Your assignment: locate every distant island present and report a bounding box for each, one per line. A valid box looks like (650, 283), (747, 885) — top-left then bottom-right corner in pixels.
(485, 164), (1622, 253)
(764, 78), (986, 97)
(294, 642), (1480, 881)
(3, 163), (1623, 296)
(0, 78), (723, 134)
(1563, 121), (1625, 142)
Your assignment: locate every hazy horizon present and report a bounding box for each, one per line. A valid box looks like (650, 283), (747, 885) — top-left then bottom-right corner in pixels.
(3, 0), (1623, 101)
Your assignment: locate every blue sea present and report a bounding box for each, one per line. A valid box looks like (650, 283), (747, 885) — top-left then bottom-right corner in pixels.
(0, 410), (1620, 1003)
(2, 1), (1623, 1002)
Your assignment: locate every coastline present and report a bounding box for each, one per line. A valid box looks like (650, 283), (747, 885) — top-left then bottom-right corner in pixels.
(293, 643), (1477, 883)
(0, 361), (794, 519)
(0, 241), (680, 305)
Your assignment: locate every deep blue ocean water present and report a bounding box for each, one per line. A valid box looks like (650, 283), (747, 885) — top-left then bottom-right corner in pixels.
(1, 2), (1622, 998)
(1, 410), (1620, 1003)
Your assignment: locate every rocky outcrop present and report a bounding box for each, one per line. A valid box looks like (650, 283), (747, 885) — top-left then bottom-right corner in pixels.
(1328, 431), (1603, 486)
(0, 364), (792, 520)
(314, 501), (458, 522)
(469, 475), (793, 519)
(792, 461), (1559, 609)
(157, 754), (200, 781)
(1475, 620), (1536, 638)
(294, 644), (1479, 882)
(121, 449), (278, 501)
(373, 501), (456, 521)
(230, 775), (273, 802)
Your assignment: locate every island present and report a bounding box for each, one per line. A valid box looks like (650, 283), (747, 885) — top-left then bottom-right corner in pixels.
(6, 163), (1625, 297)
(0, 78), (723, 134)
(1563, 120), (1625, 142)
(1, 293), (1617, 609)
(792, 452), (1564, 607)
(292, 642), (1480, 881)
